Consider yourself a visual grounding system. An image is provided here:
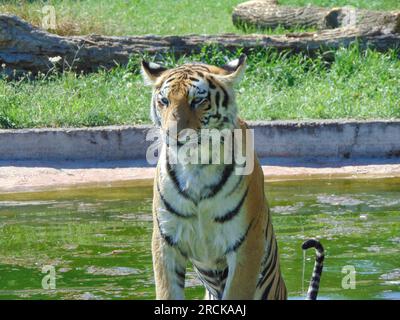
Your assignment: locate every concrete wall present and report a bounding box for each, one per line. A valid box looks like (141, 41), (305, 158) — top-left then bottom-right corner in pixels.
(251, 120), (400, 159)
(0, 125), (153, 161)
(1, 120), (400, 161)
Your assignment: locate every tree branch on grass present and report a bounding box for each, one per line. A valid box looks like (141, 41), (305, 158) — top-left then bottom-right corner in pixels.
(232, 0), (400, 32)
(0, 14), (399, 78)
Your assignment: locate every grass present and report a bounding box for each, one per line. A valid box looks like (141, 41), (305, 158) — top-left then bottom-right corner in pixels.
(0, 0), (399, 128)
(1, 45), (400, 129)
(0, 0), (399, 36)
(281, 0), (400, 11)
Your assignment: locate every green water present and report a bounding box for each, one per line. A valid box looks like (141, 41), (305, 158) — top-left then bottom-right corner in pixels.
(0, 178), (399, 300)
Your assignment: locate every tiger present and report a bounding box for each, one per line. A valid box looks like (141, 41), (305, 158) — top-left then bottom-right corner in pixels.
(141, 54), (324, 300)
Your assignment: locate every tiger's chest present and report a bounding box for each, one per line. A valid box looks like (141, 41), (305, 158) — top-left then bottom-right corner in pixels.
(156, 160), (247, 264)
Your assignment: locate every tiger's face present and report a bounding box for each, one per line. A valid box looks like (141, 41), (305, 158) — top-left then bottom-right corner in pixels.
(141, 55), (246, 137)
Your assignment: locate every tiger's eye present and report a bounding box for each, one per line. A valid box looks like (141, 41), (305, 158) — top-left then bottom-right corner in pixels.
(160, 97), (169, 106)
(191, 97), (205, 108)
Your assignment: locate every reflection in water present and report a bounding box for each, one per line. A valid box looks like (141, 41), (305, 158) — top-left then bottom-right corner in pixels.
(0, 178), (399, 300)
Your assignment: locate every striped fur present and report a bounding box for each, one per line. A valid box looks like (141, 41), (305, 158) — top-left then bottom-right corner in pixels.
(302, 239), (325, 300)
(142, 55), (318, 300)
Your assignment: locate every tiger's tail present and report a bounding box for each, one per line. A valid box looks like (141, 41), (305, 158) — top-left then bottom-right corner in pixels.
(302, 239), (324, 300)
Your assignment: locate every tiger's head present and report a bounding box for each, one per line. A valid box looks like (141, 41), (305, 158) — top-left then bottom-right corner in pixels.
(141, 55), (246, 136)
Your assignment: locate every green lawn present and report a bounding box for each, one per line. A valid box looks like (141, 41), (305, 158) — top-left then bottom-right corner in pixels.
(1, 0), (399, 36)
(0, 0), (399, 128)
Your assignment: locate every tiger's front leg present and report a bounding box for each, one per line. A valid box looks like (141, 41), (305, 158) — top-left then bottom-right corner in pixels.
(222, 217), (265, 300)
(152, 225), (187, 300)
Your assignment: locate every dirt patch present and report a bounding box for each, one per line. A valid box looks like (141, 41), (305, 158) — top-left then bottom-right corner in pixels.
(1, 159), (400, 193)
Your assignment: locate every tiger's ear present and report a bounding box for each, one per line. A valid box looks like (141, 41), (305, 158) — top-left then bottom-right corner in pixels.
(141, 60), (167, 86)
(217, 54), (247, 85)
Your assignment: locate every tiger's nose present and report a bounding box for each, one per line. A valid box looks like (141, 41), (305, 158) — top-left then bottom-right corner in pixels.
(168, 113), (190, 134)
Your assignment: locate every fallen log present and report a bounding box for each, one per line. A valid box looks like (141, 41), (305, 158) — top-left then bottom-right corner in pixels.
(1, 14), (400, 77)
(232, 0), (400, 32)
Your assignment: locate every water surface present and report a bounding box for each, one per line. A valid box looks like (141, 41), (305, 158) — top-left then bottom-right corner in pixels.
(0, 178), (399, 300)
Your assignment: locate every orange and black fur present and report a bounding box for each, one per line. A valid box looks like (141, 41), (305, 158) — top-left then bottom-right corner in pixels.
(141, 55), (324, 300)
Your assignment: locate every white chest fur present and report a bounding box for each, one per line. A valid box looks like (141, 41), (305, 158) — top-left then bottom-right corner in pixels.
(156, 148), (248, 265)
